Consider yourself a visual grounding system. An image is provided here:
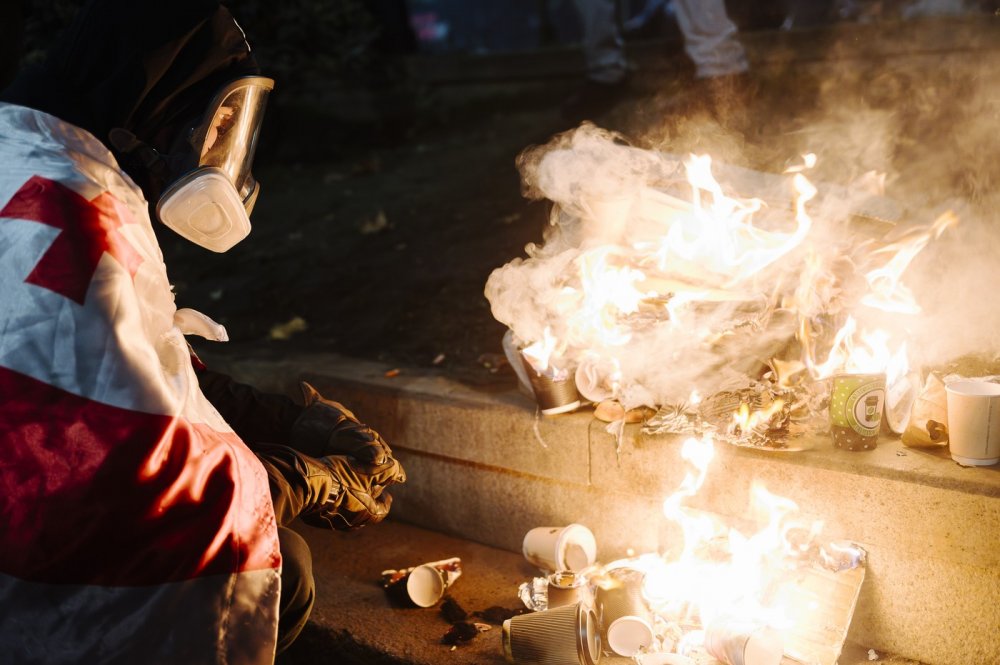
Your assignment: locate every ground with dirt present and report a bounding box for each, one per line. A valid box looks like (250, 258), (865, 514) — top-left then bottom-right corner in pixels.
(164, 18), (1000, 392)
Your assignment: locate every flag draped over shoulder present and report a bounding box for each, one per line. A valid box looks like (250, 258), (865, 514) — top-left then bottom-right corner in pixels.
(0, 103), (281, 665)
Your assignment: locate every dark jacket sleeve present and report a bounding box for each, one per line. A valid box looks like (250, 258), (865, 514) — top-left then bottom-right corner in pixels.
(196, 367), (304, 447)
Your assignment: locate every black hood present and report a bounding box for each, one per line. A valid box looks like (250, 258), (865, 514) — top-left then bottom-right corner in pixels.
(0, 0), (260, 157)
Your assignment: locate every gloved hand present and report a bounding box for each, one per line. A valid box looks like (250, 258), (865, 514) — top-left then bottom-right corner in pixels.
(302, 453), (407, 531)
(290, 382), (394, 465)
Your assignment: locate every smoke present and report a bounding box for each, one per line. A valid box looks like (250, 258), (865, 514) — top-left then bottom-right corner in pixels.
(486, 125), (897, 409)
(486, 21), (1000, 408)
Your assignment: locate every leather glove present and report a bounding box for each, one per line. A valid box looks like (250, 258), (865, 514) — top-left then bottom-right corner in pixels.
(301, 453), (406, 531)
(290, 382), (394, 465)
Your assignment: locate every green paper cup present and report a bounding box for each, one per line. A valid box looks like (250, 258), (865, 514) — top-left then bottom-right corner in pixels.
(829, 373), (885, 451)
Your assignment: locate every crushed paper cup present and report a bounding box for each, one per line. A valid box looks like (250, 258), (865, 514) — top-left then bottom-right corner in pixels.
(901, 372), (949, 448)
(381, 557), (462, 608)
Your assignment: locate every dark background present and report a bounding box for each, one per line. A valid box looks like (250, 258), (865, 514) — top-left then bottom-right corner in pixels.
(3, 0), (999, 388)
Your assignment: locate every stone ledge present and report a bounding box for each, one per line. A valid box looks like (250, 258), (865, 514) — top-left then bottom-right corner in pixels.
(203, 349), (1000, 499)
(204, 349), (999, 665)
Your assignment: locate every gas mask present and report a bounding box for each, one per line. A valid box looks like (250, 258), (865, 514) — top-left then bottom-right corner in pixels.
(154, 76), (273, 252)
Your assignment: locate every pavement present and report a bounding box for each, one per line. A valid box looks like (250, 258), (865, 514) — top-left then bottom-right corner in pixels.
(274, 519), (926, 665)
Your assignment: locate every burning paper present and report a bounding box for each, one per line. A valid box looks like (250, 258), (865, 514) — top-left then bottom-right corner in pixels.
(486, 124), (956, 438)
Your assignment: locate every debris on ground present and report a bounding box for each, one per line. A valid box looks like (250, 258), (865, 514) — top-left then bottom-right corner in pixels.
(440, 622), (490, 646)
(268, 316), (308, 341)
(440, 596), (468, 624)
(473, 606), (528, 625)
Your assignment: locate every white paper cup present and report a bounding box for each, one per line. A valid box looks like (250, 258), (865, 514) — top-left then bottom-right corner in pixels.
(595, 568), (653, 657)
(946, 380), (1000, 466)
(384, 557), (462, 607)
(523, 524), (597, 573)
(704, 618), (783, 665)
(606, 616), (654, 657)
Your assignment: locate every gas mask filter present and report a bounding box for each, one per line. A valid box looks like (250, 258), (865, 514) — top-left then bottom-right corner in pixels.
(156, 76), (273, 252)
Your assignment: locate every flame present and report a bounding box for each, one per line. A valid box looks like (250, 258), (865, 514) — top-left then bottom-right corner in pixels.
(643, 155), (815, 291)
(567, 247), (653, 348)
(861, 211), (958, 314)
(631, 435), (820, 630)
(732, 399), (786, 434)
(807, 316), (909, 382)
(521, 326), (563, 374)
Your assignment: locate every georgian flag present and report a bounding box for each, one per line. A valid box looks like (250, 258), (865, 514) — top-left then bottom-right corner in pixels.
(0, 104), (281, 664)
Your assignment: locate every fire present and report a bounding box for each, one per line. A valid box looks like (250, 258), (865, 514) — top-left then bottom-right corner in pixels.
(732, 399), (786, 434)
(806, 316), (909, 382)
(521, 326), (564, 375)
(486, 124), (957, 418)
(798, 210), (956, 383)
(860, 211), (958, 315)
(568, 247), (653, 348)
(643, 154), (815, 290)
(627, 435), (823, 633)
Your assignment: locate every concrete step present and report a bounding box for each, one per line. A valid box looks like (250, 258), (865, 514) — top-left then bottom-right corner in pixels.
(209, 350), (999, 665)
(276, 520), (923, 665)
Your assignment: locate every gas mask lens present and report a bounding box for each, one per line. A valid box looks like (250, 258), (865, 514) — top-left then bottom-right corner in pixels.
(193, 76), (273, 206)
(157, 76), (274, 252)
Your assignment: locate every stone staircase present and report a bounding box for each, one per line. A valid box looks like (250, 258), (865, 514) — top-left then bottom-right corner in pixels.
(210, 350), (1000, 665)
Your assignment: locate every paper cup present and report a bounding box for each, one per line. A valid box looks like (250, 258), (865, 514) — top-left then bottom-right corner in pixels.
(595, 568), (653, 657)
(704, 618), (783, 665)
(521, 354), (582, 415)
(383, 557), (462, 607)
(502, 602), (600, 665)
(547, 571), (593, 609)
(829, 373), (885, 451)
(523, 524), (597, 573)
(945, 380), (1000, 466)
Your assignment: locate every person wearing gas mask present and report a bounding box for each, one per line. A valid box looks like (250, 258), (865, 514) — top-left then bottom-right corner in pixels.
(0, 1), (404, 663)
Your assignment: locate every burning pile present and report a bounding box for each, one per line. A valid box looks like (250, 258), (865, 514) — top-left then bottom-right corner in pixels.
(510, 435), (867, 665)
(485, 124), (956, 447)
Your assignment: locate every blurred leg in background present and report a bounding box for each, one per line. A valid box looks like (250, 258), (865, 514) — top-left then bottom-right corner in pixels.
(561, 0), (751, 123)
(673, 0), (747, 80)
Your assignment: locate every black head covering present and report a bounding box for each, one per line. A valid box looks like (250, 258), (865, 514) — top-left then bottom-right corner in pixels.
(1, 0), (261, 197)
